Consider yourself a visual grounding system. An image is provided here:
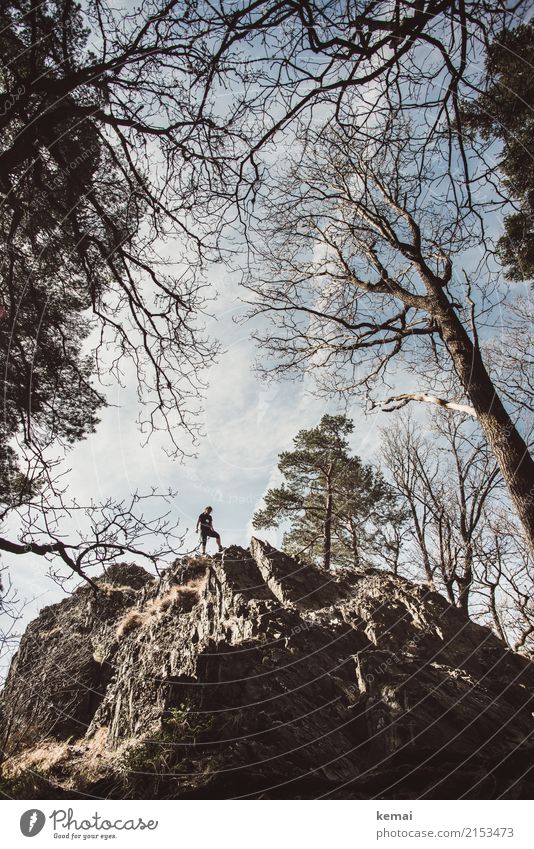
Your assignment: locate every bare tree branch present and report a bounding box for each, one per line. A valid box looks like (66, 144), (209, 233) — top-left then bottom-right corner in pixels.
(372, 393), (477, 417)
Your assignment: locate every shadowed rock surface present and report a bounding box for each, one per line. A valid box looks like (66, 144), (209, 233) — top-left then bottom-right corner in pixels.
(1, 539), (533, 799)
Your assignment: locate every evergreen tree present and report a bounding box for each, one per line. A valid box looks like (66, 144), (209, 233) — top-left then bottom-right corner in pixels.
(460, 23), (534, 281)
(253, 415), (400, 570)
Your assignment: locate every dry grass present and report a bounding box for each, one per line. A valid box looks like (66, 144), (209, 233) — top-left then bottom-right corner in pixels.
(3, 727), (119, 790)
(174, 584), (201, 609)
(186, 574), (206, 590)
(157, 587), (180, 612)
(39, 627), (61, 639)
(151, 583), (202, 613)
(2, 739), (69, 777)
(115, 610), (148, 639)
(115, 573), (205, 639)
(92, 643), (107, 664)
(98, 582), (137, 594)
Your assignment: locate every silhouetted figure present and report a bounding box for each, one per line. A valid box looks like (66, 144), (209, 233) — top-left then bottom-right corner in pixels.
(196, 506), (223, 555)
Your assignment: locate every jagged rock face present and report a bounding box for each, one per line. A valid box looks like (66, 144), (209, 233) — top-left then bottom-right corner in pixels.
(1, 541), (533, 799)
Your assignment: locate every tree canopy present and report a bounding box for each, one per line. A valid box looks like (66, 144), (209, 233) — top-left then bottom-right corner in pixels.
(460, 23), (534, 282)
(0, 0), (218, 467)
(0, 0), (532, 587)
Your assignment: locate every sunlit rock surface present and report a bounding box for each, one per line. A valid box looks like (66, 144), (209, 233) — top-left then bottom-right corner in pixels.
(1, 540), (532, 799)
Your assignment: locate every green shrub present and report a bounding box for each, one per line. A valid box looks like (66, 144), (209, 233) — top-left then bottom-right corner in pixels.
(117, 704), (213, 797)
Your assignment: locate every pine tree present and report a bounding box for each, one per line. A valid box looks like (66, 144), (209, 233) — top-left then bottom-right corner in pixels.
(253, 415), (400, 570)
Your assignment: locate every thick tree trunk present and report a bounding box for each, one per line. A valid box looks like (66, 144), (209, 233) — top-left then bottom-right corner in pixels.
(488, 582), (507, 644)
(324, 467), (333, 570)
(436, 516), (457, 605)
(457, 546), (473, 614)
(409, 503), (435, 589)
(350, 518), (360, 569)
(431, 291), (534, 555)
(458, 493), (474, 613)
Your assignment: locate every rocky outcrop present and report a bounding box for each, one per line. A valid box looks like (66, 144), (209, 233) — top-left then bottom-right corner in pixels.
(1, 540), (533, 799)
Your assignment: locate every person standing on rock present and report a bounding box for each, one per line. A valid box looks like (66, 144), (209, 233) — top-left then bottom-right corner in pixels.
(196, 506), (224, 555)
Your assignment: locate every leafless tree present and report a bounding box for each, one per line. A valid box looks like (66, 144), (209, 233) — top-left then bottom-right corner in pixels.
(1, 1), (228, 459)
(382, 411), (501, 611)
(380, 417), (438, 590)
(1, 1), (523, 435)
(242, 120), (534, 554)
(483, 297), (534, 422)
(380, 410), (533, 653)
(0, 486), (184, 589)
(1, 1), (212, 586)
(1, 2), (530, 602)
(0, 566), (25, 682)
(474, 512), (534, 656)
